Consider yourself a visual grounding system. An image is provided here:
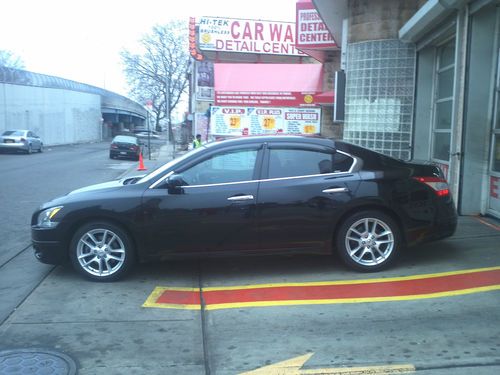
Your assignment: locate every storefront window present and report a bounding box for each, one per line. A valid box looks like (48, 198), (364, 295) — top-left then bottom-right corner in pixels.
(496, 95), (500, 129)
(433, 132), (451, 161)
(435, 101), (453, 129)
(493, 134), (500, 172)
(438, 69), (454, 99)
(432, 38), (455, 162)
(439, 41), (455, 68)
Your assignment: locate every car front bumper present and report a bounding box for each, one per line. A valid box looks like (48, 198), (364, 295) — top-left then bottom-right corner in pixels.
(32, 226), (68, 265)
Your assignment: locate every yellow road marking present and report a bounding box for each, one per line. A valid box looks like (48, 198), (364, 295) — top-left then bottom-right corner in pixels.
(239, 353), (415, 374)
(205, 285), (500, 310)
(142, 286), (201, 310)
(142, 266), (500, 310)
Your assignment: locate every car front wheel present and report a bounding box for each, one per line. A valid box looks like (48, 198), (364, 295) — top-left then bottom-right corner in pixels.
(336, 211), (401, 272)
(69, 222), (135, 281)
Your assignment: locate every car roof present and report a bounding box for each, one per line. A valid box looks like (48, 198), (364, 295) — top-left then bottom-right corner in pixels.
(206, 135), (336, 149)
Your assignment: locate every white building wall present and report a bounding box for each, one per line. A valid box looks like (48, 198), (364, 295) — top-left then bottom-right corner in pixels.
(0, 83), (101, 145)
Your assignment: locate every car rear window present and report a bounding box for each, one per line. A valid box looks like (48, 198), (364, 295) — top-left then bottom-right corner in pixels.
(2, 130), (25, 136)
(113, 136), (137, 143)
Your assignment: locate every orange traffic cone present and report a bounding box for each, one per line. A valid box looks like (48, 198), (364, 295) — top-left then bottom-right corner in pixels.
(137, 152), (147, 171)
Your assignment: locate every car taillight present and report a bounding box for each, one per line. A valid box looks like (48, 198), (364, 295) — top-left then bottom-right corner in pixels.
(130, 145), (138, 151)
(413, 176), (450, 197)
(111, 143), (118, 149)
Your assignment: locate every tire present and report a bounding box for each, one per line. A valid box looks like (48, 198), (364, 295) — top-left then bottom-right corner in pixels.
(69, 221), (135, 281)
(336, 210), (401, 272)
(38, 143), (43, 153)
(109, 153), (115, 159)
(26, 144), (32, 154)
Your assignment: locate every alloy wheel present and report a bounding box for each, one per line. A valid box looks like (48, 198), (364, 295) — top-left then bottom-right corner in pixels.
(76, 228), (126, 277)
(344, 217), (395, 266)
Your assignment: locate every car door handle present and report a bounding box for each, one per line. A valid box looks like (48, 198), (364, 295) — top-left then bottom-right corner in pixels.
(227, 195), (254, 201)
(322, 187), (349, 194)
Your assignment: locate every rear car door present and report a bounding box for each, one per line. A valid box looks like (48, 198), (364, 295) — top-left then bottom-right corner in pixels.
(257, 142), (360, 253)
(140, 145), (263, 256)
(30, 131), (41, 149)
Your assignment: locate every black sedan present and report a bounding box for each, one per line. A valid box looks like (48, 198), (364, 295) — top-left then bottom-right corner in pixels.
(109, 135), (141, 160)
(32, 136), (457, 281)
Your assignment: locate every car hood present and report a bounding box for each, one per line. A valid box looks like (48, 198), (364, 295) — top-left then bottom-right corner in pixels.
(68, 180), (124, 195)
(36, 175), (148, 212)
(68, 174), (147, 195)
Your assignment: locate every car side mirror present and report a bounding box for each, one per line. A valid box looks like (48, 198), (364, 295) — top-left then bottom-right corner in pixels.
(166, 174), (185, 194)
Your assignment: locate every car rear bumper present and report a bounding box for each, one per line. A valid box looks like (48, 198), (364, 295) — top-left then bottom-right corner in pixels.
(406, 199), (458, 245)
(110, 150), (139, 159)
(0, 142), (28, 151)
(32, 227), (68, 265)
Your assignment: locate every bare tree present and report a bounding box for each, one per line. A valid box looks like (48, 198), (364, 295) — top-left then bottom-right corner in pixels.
(0, 50), (25, 69)
(121, 20), (189, 140)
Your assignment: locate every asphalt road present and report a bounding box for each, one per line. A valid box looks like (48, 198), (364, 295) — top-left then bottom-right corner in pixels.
(0, 141), (161, 324)
(0, 141), (500, 374)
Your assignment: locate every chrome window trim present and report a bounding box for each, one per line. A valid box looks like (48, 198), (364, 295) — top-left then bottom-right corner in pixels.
(184, 180), (259, 189)
(148, 150), (357, 190)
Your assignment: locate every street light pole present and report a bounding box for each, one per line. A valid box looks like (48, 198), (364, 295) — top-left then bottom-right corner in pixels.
(147, 110), (151, 160)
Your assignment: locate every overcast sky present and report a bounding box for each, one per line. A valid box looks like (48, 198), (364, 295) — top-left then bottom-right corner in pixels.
(0, 0), (297, 97)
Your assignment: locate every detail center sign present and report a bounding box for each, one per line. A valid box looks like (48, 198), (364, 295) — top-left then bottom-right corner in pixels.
(211, 106), (321, 136)
(198, 17), (306, 56)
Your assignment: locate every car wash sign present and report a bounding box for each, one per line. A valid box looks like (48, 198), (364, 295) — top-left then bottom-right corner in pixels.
(296, 1), (336, 49)
(198, 17), (306, 56)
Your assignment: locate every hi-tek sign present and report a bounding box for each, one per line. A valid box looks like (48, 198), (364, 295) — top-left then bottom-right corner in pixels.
(296, 1), (336, 49)
(198, 17), (306, 56)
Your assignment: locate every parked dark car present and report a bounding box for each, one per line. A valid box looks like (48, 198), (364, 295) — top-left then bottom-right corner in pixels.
(32, 136), (457, 281)
(109, 135), (141, 160)
(0, 129), (43, 154)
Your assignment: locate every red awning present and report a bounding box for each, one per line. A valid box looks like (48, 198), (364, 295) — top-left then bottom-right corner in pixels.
(214, 63), (333, 107)
(214, 63), (323, 92)
(314, 90), (334, 105)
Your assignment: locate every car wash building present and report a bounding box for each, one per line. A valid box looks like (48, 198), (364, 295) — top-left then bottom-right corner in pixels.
(188, 15), (340, 143)
(310, 0), (500, 219)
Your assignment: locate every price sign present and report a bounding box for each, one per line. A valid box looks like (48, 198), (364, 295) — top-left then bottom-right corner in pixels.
(230, 116), (241, 129)
(263, 117), (276, 130)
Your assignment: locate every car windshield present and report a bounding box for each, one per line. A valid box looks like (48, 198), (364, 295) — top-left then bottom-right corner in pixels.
(2, 130), (25, 136)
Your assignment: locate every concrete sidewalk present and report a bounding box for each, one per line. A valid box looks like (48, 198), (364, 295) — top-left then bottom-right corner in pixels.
(0, 215), (499, 374)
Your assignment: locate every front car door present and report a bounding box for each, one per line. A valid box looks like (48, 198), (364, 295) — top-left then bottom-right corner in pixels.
(257, 142), (360, 253)
(140, 145), (263, 257)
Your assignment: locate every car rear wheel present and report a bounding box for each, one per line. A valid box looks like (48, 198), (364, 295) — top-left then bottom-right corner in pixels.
(26, 144), (32, 154)
(69, 222), (135, 281)
(336, 211), (401, 272)
(38, 143), (43, 153)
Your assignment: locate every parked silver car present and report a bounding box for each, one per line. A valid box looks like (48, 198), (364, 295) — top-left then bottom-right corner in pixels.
(0, 130), (43, 154)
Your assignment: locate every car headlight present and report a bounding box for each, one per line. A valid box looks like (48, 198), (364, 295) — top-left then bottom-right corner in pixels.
(37, 206), (63, 228)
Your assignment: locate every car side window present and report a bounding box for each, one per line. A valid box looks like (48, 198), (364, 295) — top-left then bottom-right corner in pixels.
(181, 149), (258, 186)
(268, 149), (353, 179)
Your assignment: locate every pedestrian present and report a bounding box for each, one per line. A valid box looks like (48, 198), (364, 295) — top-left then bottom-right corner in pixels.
(193, 134), (202, 149)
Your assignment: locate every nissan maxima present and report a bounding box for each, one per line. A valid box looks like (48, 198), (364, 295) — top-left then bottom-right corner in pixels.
(32, 136), (457, 281)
